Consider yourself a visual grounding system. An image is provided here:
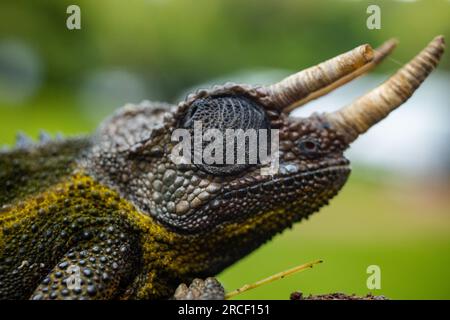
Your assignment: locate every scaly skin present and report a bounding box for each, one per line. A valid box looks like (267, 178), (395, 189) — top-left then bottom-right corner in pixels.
(0, 36), (444, 299)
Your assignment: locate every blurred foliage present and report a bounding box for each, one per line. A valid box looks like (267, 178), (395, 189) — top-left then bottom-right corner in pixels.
(0, 0), (448, 101)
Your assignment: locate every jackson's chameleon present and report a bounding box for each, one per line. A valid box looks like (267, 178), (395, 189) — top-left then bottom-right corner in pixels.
(0, 36), (444, 299)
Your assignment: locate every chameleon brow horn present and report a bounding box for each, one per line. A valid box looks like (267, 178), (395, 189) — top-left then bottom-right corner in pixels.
(326, 35), (445, 143)
(265, 39), (398, 112)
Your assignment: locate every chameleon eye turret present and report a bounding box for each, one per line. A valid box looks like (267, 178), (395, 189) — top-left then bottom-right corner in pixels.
(180, 95), (269, 175)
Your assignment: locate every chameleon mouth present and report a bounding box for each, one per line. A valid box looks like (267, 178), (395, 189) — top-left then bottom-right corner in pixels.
(165, 160), (350, 234)
(276, 162), (350, 176)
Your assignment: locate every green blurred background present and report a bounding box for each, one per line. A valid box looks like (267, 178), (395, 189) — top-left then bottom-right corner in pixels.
(0, 0), (449, 299)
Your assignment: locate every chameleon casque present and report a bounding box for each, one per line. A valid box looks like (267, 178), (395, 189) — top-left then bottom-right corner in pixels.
(0, 36), (445, 300)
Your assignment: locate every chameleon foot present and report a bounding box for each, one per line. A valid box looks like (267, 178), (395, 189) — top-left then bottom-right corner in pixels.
(173, 277), (225, 300)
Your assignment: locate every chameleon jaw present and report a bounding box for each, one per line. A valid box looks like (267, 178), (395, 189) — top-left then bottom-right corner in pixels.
(157, 159), (350, 235)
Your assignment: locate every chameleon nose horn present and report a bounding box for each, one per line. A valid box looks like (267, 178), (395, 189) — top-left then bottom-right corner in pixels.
(326, 35), (445, 143)
(264, 39), (397, 112)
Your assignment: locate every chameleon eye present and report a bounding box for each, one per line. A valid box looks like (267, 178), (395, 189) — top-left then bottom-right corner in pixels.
(181, 95), (269, 175)
(182, 95), (267, 132)
(298, 138), (320, 156)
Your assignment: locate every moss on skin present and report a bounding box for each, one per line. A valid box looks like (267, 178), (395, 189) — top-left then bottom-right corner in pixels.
(0, 138), (89, 206)
(0, 168), (305, 299)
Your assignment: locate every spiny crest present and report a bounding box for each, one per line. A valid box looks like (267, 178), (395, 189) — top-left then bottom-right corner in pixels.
(1, 130), (65, 153)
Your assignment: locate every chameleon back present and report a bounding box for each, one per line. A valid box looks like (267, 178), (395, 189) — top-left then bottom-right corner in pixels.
(0, 138), (90, 207)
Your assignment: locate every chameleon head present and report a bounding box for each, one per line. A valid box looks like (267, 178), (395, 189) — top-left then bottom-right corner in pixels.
(86, 36), (444, 246)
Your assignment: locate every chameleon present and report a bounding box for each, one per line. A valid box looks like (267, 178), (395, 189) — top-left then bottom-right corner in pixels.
(0, 36), (445, 300)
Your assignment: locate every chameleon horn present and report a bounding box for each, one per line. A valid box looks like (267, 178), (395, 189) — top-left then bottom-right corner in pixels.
(285, 39), (398, 111)
(265, 40), (396, 113)
(327, 35), (445, 143)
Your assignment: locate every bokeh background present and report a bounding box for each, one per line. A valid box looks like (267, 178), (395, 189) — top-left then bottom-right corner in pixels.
(0, 0), (449, 299)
